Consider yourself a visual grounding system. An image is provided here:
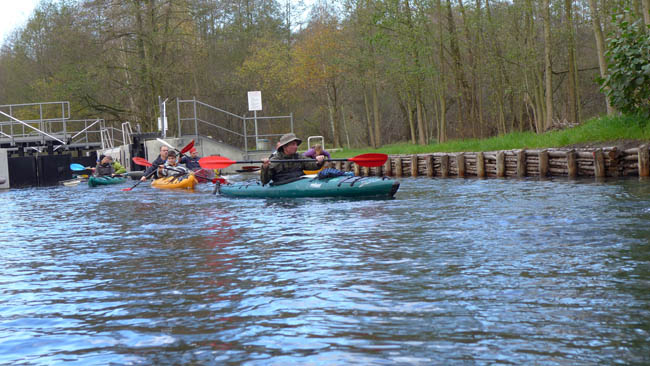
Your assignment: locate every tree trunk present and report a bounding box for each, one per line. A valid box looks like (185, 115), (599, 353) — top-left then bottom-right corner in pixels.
(406, 96), (417, 144)
(542, 0), (553, 131)
(436, 0), (447, 143)
(363, 89), (376, 148)
(565, 0), (579, 123)
(587, 0), (614, 114)
(416, 93), (426, 145)
(372, 79), (382, 147)
(643, 0), (650, 28)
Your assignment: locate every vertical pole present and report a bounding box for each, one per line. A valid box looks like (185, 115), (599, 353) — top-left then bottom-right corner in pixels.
(243, 115), (248, 157)
(441, 155), (449, 177)
(638, 145), (649, 177)
(476, 152), (485, 178)
(395, 157), (403, 177)
(193, 97), (198, 137)
(593, 149), (605, 178)
(456, 153), (465, 177)
(176, 98), (181, 138)
(496, 151), (505, 177)
(411, 155), (418, 177)
(290, 112), (294, 133)
(517, 149), (527, 177)
(539, 150), (549, 177)
(425, 155), (434, 177)
(9, 105), (13, 138)
(567, 150), (577, 178)
(254, 110), (258, 149)
(384, 157), (392, 176)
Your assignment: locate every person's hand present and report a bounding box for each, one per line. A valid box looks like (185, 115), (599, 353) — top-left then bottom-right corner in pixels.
(262, 158), (270, 168)
(316, 155), (325, 164)
(140, 176), (147, 182)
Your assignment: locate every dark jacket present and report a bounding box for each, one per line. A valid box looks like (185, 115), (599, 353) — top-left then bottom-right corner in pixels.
(260, 150), (323, 185)
(94, 162), (115, 177)
(144, 155), (166, 179)
(180, 155), (201, 170)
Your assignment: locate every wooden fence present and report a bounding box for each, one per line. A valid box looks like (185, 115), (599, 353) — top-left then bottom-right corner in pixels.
(335, 145), (650, 178)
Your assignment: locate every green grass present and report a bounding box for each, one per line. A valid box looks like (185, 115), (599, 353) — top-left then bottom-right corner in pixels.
(331, 114), (650, 157)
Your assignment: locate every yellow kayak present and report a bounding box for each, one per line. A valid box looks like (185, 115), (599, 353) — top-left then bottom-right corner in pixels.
(303, 167), (324, 175)
(151, 173), (198, 190)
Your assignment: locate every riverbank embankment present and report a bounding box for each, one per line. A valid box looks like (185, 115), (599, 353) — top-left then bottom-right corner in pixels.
(337, 145), (650, 179)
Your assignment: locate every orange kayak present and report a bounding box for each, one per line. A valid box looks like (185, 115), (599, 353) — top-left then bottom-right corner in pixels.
(151, 173), (198, 190)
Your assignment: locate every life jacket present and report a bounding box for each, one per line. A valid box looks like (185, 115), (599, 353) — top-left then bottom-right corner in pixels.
(95, 163), (114, 177)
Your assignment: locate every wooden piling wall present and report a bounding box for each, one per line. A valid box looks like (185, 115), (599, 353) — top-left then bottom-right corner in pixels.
(344, 145), (650, 178)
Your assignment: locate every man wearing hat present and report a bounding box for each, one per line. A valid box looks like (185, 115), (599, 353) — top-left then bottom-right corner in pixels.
(261, 133), (325, 185)
(180, 147), (201, 170)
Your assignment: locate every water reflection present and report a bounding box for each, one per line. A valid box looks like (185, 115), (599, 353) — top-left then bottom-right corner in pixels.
(1, 178), (650, 365)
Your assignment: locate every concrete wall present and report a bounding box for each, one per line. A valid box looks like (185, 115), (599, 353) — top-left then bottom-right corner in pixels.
(0, 149), (9, 189)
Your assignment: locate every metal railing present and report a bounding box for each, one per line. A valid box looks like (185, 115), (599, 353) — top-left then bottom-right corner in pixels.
(176, 97), (293, 154)
(0, 101), (122, 149)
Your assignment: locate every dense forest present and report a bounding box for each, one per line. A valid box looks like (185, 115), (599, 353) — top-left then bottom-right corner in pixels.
(0, 0), (648, 148)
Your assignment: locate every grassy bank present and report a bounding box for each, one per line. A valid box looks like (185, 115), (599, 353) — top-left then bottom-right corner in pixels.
(331, 114), (650, 157)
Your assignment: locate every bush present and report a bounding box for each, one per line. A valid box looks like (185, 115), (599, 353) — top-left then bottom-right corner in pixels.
(600, 10), (650, 118)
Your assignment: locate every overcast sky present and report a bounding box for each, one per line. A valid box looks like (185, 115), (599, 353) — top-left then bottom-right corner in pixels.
(0, 0), (40, 44)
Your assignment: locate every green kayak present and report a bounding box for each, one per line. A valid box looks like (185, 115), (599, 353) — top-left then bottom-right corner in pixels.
(88, 176), (127, 187)
(219, 176), (400, 199)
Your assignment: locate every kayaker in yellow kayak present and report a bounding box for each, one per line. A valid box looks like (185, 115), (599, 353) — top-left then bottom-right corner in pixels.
(140, 145), (169, 181)
(261, 133), (325, 185)
(158, 150), (189, 177)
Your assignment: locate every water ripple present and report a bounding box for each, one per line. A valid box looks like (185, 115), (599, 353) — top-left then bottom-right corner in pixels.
(1, 178), (650, 365)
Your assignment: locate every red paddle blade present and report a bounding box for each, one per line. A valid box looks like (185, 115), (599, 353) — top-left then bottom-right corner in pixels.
(348, 153), (388, 167)
(121, 187), (133, 191)
(199, 156), (236, 169)
(180, 140), (195, 154)
(132, 157), (153, 167)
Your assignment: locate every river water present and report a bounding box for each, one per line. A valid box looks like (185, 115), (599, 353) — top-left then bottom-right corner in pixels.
(1, 176), (649, 365)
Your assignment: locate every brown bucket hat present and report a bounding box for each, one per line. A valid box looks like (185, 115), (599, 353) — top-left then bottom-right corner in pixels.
(277, 133), (302, 149)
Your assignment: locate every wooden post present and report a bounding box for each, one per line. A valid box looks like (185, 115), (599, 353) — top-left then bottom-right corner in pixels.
(538, 149), (549, 177)
(476, 152), (485, 178)
(411, 155), (419, 177)
(344, 161), (351, 173)
(567, 150), (577, 178)
(441, 155), (449, 177)
(457, 154), (465, 177)
(425, 155), (434, 177)
(395, 157), (403, 177)
(335, 161), (342, 171)
(375, 163), (383, 176)
(517, 149), (527, 177)
(638, 144), (649, 177)
(608, 147), (619, 177)
(496, 151), (505, 177)
(384, 157), (392, 176)
(363, 166), (370, 176)
(354, 163), (361, 176)
(593, 149), (605, 178)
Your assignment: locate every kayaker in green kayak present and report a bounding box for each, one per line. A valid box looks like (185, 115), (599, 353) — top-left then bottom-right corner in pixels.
(92, 155), (126, 177)
(261, 133), (325, 185)
(93, 155), (116, 177)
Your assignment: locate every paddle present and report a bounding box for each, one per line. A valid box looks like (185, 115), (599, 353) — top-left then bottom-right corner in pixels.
(198, 153), (389, 170)
(131, 156), (226, 185)
(122, 140), (196, 191)
(157, 138), (195, 158)
(70, 163), (91, 171)
(121, 157), (161, 191)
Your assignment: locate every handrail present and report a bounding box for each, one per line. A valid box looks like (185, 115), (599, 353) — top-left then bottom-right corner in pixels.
(70, 119), (102, 140)
(0, 110), (66, 144)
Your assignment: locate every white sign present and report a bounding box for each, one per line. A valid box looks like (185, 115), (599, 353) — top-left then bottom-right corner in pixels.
(157, 117), (168, 131)
(248, 91), (262, 111)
